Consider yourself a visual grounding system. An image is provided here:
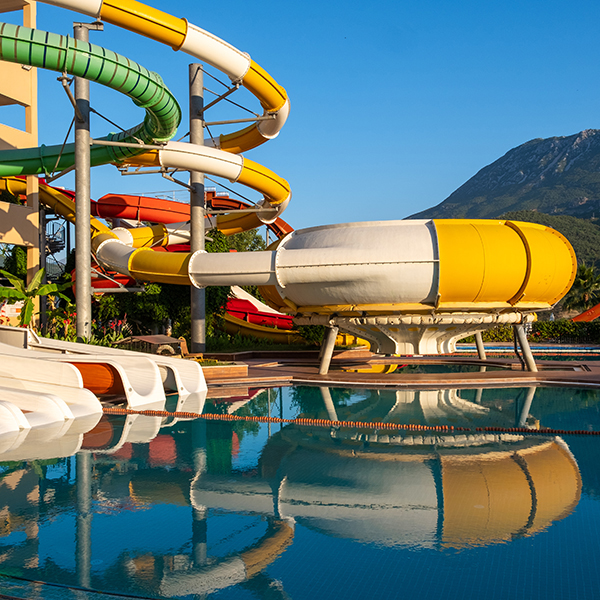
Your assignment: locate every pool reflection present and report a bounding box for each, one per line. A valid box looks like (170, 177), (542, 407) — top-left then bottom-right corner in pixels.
(0, 385), (590, 599)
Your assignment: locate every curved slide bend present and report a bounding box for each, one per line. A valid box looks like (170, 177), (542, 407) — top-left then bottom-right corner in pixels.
(0, 1), (578, 355)
(36, 0), (291, 230)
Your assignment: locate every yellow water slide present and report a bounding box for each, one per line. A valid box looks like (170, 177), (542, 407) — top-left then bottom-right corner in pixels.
(39, 0), (291, 234)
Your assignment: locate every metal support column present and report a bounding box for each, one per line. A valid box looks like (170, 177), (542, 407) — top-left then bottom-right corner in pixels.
(189, 64), (206, 353)
(76, 452), (92, 588)
(517, 387), (536, 427)
(319, 326), (339, 375)
(191, 418), (207, 566)
(74, 21), (102, 341)
(514, 323), (538, 372)
(475, 387), (484, 404)
(320, 387), (339, 421)
(474, 331), (486, 360)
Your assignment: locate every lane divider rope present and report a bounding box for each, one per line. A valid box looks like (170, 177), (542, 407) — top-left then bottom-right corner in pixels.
(102, 406), (599, 436)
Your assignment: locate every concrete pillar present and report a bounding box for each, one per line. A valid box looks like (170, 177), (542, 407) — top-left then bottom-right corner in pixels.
(518, 386), (536, 427)
(475, 388), (484, 404)
(25, 175), (40, 326)
(320, 387), (339, 421)
(474, 331), (486, 360)
(514, 323), (537, 372)
(318, 326), (339, 375)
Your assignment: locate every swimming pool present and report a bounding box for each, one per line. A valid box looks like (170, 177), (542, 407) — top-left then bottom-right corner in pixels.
(1, 385), (600, 599)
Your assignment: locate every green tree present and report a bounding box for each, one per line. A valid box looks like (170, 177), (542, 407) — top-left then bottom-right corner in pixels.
(0, 268), (72, 327)
(562, 263), (600, 312)
(2, 245), (27, 280)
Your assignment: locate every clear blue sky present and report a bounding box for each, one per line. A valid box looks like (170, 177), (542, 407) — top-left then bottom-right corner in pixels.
(4, 0), (600, 230)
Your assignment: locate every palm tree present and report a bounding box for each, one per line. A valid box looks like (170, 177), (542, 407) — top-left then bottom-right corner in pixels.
(0, 268), (72, 328)
(562, 263), (600, 312)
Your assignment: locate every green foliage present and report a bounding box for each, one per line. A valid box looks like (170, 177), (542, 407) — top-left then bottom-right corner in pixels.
(89, 227), (268, 344)
(296, 324), (326, 345)
(227, 229), (266, 252)
(562, 263), (600, 312)
(0, 188), (22, 205)
(44, 299), (76, 341)
(530, 319), (579, 342)
(464, 319), (600, 345)
(2, 245), (27, 280)
(93, 281), (197, 338)
(0, 268), (72, 327)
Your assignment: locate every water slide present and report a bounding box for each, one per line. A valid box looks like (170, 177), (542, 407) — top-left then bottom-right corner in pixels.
(0, 175), (308, 340)
(572, 303), (600, 322)
(0, 0), (578, 355)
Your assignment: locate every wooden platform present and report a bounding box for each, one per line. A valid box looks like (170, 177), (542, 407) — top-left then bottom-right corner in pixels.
(201, 348), (600, 391)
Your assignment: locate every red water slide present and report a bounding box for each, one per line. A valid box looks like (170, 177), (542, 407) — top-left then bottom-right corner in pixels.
(94, 189), (294, 240)
(62, 186), (295, 333)
(572, 304), (600, 322)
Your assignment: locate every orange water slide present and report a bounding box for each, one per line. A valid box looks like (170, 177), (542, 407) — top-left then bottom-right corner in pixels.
(94, 189), (293, 239)
(572, 304), (600, 322)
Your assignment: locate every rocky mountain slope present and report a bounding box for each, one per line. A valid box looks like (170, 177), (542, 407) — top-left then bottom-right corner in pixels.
(409, 129), (600, 220)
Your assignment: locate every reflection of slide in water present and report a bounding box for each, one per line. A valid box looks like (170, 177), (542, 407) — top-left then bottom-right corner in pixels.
(0, 0), (578, 355)
(0, 386), (582, 598)
(193, 388), (581, 551)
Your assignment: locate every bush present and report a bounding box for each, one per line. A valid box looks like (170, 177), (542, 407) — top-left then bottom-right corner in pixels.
(464, 319), (600, 345)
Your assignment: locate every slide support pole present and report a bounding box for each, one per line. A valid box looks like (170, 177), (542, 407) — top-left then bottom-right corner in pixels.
(190, 64), (206, 353)
(319, 326), (339, 375)
(76, 452), (92, 588)
(74, 21), (102, 341)
(475, 331), (486, 360)
(514, 323), (538, 372)
(518, 386), (537, 427)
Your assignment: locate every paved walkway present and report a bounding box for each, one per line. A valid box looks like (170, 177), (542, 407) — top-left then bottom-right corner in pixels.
(204, 348), (600, 396)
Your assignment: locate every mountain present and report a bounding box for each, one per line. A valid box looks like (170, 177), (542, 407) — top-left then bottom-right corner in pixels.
(409, 129), (600, 220)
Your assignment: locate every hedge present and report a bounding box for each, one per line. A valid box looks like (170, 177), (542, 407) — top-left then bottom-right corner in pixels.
(464, 320), (600, 345)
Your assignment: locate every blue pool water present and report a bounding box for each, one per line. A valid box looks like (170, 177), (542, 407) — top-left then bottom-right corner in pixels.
(1, 385), (600, 599)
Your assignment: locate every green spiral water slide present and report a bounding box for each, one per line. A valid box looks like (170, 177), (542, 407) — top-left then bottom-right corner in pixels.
(0, 22), (180, 176)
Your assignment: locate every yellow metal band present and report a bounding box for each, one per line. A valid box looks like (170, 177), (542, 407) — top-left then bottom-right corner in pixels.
(434, 219), (576, 307)
(91, 232), (120, 254)
(242, 60), (287, 112)
(216, 212), (263, 236)
(128, 223), (168, 248)
(434, 220), (529, 304)
(100, 0), (187, 50)
(504, 221), (532, 305)
(237, 158), (291, 205)
(219, 124), (269, 154)
(515, 223), (577, 305)
(123, 150), (161, 167)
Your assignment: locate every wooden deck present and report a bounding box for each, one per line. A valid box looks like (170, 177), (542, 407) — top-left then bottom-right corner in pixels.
(202, 347), (600, 393)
